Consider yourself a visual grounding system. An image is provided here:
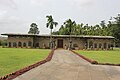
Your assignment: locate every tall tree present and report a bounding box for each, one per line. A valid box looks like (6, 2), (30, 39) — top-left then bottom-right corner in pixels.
(28, 23), (39, 34)
(106, 21), (113, 36)
(63, 19), (76, 49)
(83, 24), (89, 35)
(46, 15), (58, 34)
(100, 20), (108, 36)
(59, 25), (68, 35)
(73, 24), (81, 35)
(100, 20), (106, 29)
(63, 19), (76, 35)
(51, 14), (120, 47)
(46, 15), (58, 49)
(113, 14), (120, 43)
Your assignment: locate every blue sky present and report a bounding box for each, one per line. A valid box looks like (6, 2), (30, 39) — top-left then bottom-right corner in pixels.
(0, 0), (120, 35)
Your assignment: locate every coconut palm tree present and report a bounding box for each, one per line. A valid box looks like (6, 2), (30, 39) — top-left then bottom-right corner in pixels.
(64, 19), (76, 35)
(46, 15), (58, 49)
(63, 19), (76, 49)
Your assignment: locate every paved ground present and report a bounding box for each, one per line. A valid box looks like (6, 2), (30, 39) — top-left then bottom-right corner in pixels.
(13, 50), (120, 80)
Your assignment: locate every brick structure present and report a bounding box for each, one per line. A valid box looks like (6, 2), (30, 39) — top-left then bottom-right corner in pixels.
(1, 33), (114, 50)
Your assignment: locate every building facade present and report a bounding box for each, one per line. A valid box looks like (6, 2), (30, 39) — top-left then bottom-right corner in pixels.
(1, 33), (114, 50)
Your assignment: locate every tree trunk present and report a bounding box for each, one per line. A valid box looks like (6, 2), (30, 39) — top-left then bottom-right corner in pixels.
(50, 29), (52, 49)
(69, 31), (72, 50)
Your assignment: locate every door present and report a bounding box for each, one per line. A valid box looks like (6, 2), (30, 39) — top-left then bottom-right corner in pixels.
(57, 39), (63, 48)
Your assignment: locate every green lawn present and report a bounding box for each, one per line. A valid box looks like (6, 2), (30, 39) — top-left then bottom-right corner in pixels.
(0, 48), (50, 77)
(74, 48), (120, 64)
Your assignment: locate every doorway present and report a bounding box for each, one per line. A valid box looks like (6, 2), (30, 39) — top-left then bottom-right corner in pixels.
(57, 39), (63, 48)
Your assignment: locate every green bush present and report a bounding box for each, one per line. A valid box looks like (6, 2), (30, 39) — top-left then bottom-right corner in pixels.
(0, 40), (1, 46)
(1, 40), (7, 47)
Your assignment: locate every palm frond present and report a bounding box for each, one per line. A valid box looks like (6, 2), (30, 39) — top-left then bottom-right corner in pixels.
(46, 23), (49, 28)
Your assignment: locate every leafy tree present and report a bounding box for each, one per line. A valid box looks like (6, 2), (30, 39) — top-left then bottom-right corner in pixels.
(1, 40), (7, 47)
(106, 21), (113, 36)
(58, 25), (67, 35)
(112, 14), (120, 46)
(51, 14), (120, 47)
(0, 40), (1, 46)
(73, 24), (81, 35)
(28, 23), (39, 34)
(52, 31), (59, 35)
(100, 20), (106, 29)
(113, 14), (120, 40)
(78, 23), (84, 35)
(46, 15), (58, 49)
(83, 24), (89, 35)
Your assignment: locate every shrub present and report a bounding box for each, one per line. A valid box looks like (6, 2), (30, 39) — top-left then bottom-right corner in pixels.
(73, 44), (78, 47)
(0, 40), (1, 46)
(1, 40), (7, 47)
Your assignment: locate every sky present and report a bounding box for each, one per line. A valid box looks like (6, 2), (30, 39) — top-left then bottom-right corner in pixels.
(0, 0), (120, 35)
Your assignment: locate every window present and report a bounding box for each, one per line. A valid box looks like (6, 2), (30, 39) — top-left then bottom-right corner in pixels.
(13, 42), (17, 47)
(36, 43), (39, 47)
(108, 44), (111, 48)
(73, 44), (78, 47)
(94, 43), (97, 48)
(18, 42), (22, 47)
(9, 42), (11, 47)
(28, 41), (32, 46)
(23, 42), (26, 47)
(99, 43), (102, 48)
(104, 43), (107, 49)
(89, 41), (93, 48)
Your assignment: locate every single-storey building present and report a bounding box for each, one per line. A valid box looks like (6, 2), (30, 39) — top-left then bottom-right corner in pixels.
(1, 33), (114, 50)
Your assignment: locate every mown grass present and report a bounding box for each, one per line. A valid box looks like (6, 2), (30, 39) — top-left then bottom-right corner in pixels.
(0, 48), (50, 77)
(74, 48), (120, 64)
